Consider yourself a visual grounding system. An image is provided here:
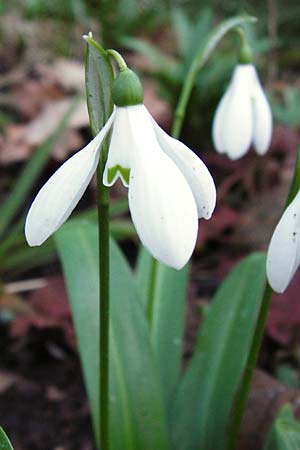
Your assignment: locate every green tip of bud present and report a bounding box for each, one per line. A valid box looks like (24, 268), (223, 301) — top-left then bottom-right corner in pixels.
(235, 27), (253, 64)
(112, 68), (144, 107)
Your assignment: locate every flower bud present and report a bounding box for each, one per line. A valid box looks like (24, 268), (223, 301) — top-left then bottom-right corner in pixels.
(112, 68), (144, 107)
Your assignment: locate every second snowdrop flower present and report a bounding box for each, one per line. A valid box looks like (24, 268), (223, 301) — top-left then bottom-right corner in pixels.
(267, 189), (300, 293)
(212, 31), (272, 160)
(25, 67), (216, 270)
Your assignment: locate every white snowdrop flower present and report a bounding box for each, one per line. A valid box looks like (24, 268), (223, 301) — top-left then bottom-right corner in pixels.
(212, 64), (272, 160)
(267, 189), (300, 293)
(25, 69), (216, 270)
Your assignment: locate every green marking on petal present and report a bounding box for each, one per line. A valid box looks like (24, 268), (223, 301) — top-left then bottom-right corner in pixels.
(107, 165), (130, 185)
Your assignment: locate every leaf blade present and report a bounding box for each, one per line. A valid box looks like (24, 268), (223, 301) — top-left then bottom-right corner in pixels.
(55, 221), (169, 450)
(0, 428), (14, 450)
(136, 248), (188, 416)
(264, 404), (300, 450)
(171, 253), (267, 450)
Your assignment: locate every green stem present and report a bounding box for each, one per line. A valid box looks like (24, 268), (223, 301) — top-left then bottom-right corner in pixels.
(226, 282), (273, 450)
(97, 137), (110, 450)
(146, 258), (159, 324)
(171, 57), (199, 139)
(107, 49), (128, 71)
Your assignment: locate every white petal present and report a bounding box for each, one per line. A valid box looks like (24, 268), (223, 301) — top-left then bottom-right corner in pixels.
(151, 115), (216, 219)
(25, 112), (115, 246)
(215, 65), (254, 160)
(266, 190), (300, 293)
(212, 84), (233, 154)
(250, 66), (273, 154)
(123, 106), (198, 269)
(103, 107), (133, 187)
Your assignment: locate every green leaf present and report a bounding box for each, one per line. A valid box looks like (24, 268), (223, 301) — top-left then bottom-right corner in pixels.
(85, 36), (114, 136)
(55, 221), (169, 450)
(264, 404), (300, 450)
(0, 427), (13, 450)
(171, 253), (267, 450)
(136, 248), (188, 416)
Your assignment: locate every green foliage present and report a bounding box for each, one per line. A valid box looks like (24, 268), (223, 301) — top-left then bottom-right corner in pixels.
(0, 427), (13, 450)
(136, 248), (188, 418)
(275, 364), (300, 388)
(171, 253), (267, 450)
(264, 404), (300, 450)
(21, 0), (88, 21)
(55, 221), (169, 450)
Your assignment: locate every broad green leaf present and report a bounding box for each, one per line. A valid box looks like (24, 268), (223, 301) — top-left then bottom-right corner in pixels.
(55, 221), (169, 450)
(171, 253), (266, 450)
(0, 428), (13, 450)
(264, 404), (300, 450)
(85, 36), (114, 136)
(136, 248), (188, 415)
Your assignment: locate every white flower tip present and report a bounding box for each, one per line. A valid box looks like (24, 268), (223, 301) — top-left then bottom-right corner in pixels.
(158, 249), (192, 271)
(83, 31), (93, 41)
(24, 226), (44, 247)
(266, 190), (300, 294)
(266, 260), (287, 294)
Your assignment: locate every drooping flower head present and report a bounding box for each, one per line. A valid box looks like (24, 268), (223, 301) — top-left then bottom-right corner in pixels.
(267, 189), (300, 293)
(212, 29), (272, 160)
(25, 59), (216, 270)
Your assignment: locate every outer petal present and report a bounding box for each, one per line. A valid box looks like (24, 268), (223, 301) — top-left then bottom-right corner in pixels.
(123, 105), (198, 269)
(25, 112), (115, 246)
(103, 107), (132, 187)
(212, 84), (233, 154)
(214, 65), (253, 160)
(266, 190), (300, 293)
(250, 66), (273, 154)
(150, 115), (216, 219)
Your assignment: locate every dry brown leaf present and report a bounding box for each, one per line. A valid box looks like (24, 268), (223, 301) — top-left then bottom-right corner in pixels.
(0, 371), (19, 394)
(143, 79), (172, 129)
(0, 124), (31, 163)
(24, 98), (89, 145)
(0, 98), (87, 163)
(50, 59), (85, 90)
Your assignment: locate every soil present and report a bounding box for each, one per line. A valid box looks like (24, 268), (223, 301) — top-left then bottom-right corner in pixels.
(0, 324), (96, 450)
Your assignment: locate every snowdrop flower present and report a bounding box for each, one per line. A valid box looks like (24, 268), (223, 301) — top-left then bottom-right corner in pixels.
(267, 189), (300, 293)
(212, 64), (272, 160)
(25, 68), (216, 270)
